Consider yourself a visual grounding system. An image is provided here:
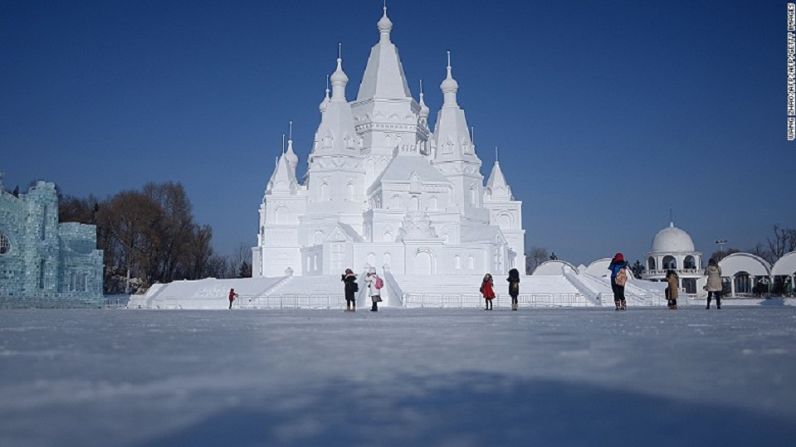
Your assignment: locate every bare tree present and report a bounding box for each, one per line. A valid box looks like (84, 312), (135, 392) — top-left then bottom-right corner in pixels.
(768, 225), (796, 262)
(525, 247), (549, 274)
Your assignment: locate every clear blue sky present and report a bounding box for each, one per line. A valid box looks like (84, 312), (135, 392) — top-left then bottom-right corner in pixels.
(1, 0), (793, 265)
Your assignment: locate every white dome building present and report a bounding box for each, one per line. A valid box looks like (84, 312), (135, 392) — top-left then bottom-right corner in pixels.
(642, 222), (702, 294)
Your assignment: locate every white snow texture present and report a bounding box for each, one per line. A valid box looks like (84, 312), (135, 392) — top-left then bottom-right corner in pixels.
(1, 307), (795, 446)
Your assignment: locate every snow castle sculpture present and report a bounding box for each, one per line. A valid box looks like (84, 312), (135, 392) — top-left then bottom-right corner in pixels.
(252, 7), (525, 278)
(134, 6), (667, 309)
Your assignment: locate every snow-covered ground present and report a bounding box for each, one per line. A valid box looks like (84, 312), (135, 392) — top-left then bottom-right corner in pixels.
(1, 307), (795, 446)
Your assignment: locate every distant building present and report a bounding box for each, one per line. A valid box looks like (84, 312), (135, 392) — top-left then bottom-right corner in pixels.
(0, 173), (103, 302)
(642, 222), (702, 294)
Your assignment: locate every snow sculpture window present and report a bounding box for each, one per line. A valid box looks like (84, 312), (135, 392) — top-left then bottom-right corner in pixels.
(391, 195), (400, 209)
(469, 187), (477, 206)
(430, 196), (438, 210)
(663, 255), (677, 270)
(314, 231), (324, 245)
(468, 255), (475, 270)
(306, 257), (311, 272)
(41, 205), (47, 240)
(0, 233), (9, 255)
(648, 257), (656, 271)
(684, 255), (696, 270)
(455, 255), (461, 270)
(347, 182), (354, 202)
(384, 230), (392, 242)
(320, 183), (329, 201)
(383, 252), (391, 268)
(410, 196), (419, 211)
(498, 213), (512, 228)
(38, 259), (45, 289)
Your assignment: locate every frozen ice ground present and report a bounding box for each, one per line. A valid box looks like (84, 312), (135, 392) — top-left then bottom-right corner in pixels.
(1, 307), (795, 446)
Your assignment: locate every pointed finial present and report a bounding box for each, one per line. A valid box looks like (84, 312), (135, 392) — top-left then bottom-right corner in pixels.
(330, 44), (349, 101)
(471, 126), (475, 143)
(495, 146), (499, 162)
(441, 50), (459, 104)
(378, 1), (393, 38)
(326, 74), (330, 92)
(281, 133), (286, 154)
(669, 208), (674, 227)
(288, 121), (293, 140)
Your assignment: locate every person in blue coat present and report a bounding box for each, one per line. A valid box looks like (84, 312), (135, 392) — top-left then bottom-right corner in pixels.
(608, 252), (628, 310)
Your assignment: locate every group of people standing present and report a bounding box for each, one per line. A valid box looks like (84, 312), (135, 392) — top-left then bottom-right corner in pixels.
(609, 252), (724, 311)
(231, 254), (727, 312)
(478, 268), (521, 311)
(342, 268), (383, 312)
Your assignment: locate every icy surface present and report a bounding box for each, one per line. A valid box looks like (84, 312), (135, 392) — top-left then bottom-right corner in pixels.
(1, 307), (795, 446)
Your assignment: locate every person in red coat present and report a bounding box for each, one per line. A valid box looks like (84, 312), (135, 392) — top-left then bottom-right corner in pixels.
(228, 288), (238, 310)
(480, 273), (496, 311)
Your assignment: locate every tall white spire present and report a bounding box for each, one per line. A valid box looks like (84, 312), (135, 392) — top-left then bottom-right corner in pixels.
(330, 43), (349, 102)
(285, 120), (298, 170)
(319, 75), (330, 113)
(377, 3), (393, 42)
(418, 79), (429, 120)
(486, 154), (513, 201)
(441, 50), (459, 107)
(355, 4), (411, 101)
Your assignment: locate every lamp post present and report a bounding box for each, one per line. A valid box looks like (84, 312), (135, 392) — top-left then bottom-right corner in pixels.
(715, 239), (727, 257)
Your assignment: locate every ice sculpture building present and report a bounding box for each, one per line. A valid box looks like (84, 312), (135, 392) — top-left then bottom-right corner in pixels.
(0, 173), (103, 303)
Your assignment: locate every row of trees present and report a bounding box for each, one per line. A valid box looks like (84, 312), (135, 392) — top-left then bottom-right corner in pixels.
(59, 182), (250, 294)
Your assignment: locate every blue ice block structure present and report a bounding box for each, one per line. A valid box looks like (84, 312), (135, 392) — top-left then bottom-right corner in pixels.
(0, 172), (103, 304)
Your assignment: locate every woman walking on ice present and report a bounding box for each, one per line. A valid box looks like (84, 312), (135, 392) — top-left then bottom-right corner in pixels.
(480, 273), (495, 310)
(705, 258), (722, 309)
(609, 252), (628, 310)
(507, 268), (520, 311)
(342, 268), (358, 312)
(365, 269), (383, 312)
(665, 269), (679, 310)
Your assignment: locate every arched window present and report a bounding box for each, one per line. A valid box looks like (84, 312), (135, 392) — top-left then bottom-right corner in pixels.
(0, 232), (10, 255)
(469, 186), (477, 205)
(391, 195), (400, 209)
(430, 196), (438, 210)
(320, 182), (329, 201)
(455, 255), (461, 270)
(734, 272), (751, 295)
(662, 255), (677, 270)
(313, 230), (324, 245)
(468, 255), (475, 270)
(683, 255), (696, 270)
(647, 257), (656, 271)
(410, 196), (419, 211)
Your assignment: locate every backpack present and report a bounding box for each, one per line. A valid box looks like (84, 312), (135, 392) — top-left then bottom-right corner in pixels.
(375, 277), (384, 289)
(352, 281), (359, 292)
(615, 268), (628, 286)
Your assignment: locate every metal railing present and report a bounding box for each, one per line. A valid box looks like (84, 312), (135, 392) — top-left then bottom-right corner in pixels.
(403, 292), (591, 308)
(235, 294), (346, 310)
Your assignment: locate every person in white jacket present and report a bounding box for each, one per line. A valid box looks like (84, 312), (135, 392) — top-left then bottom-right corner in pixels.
(365, 270), (383, 312)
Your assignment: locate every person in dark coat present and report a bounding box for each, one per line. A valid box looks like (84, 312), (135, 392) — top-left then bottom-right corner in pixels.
(480, 273), (495, 310)
(665, 269), (679, 310)
(342, 268), (358, 312)
(608, 252), (628, 311)
(228, 288), (238, 310)
(507, 268), (520, 311)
